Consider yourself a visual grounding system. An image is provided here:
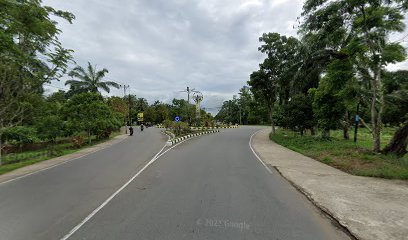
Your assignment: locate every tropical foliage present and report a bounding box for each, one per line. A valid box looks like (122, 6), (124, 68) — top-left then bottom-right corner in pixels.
(217, 0), (408, 156)
(65, 62), (120, 94)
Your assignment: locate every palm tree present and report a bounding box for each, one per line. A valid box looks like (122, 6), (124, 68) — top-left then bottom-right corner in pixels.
(65, 62), (120, 94)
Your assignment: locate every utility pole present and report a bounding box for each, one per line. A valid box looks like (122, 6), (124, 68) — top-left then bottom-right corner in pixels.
(120, 84), (130, 133)
(180, 86), (198, 104)
(180, 86), (199, 124)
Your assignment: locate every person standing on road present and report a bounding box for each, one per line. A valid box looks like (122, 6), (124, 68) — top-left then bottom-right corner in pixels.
(129, 126), (134, 136)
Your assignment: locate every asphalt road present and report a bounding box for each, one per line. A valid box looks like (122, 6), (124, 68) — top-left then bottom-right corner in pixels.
(0, 126), (349, 240)
(68, 126), (348, 240)
(0, 127), (167, 240)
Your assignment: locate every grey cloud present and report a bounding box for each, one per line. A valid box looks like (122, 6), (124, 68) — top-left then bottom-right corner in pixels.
(41, 0), (342, 114)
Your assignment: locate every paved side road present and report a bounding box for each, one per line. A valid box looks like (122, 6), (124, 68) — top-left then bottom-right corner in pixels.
(252, 129), (408, 240)
(0, 128), (167, 240)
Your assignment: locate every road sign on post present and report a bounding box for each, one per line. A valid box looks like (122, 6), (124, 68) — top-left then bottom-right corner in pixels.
(137, 112), (144, 122)
(175, 116), (181, 122)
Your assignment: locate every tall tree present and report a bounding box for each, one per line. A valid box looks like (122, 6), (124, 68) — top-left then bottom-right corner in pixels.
(238, 86), (254, 125)
(311, 59), (355, 138)
(65, 62), (119, 94)
(64, 93), (121, 144)
(301, 0), (407, 151)
(382, 70), (408, 126)
(248, 33), (301, 133)
(0, 0), (74, 165)
(248, 69), (277, 133)
(215, 99), (240, 124)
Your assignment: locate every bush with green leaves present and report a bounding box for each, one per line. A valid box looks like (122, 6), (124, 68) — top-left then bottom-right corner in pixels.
(63, 93), (122, 144)
(172, 122), (191, 137)
(35, 115), (66, 142)
(162, 120), (173, 129)
(274, 94), (316, 135)
(2, 126), (39, 145)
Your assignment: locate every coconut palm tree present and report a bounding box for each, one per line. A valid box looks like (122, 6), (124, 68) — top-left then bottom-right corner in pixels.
(65, 62), (120, 94)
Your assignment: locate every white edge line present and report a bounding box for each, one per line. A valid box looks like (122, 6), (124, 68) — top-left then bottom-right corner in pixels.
(0, 136), (128, 186)
(249, 129), (273, 174)
(61, 131), (218, 240)
(60, 134), (198, 240)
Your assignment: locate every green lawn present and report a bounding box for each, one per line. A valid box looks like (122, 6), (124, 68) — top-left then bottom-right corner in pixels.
(0, 131), (122, 175)
(270, 128), (408, 180)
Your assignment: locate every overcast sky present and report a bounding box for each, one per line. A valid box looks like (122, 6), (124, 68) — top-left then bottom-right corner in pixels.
(43, 0), (408, 115)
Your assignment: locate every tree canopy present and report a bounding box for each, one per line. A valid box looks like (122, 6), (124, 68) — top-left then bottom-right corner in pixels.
(65, 62), (120, 94)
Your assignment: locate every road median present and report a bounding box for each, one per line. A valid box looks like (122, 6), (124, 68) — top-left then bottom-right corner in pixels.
(251, 129), (408, 240)
(165, 130), (220, 146)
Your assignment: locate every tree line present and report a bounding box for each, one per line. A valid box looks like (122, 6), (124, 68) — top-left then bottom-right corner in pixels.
(0, 0), (212, 164)
(216, 0), (408, 156)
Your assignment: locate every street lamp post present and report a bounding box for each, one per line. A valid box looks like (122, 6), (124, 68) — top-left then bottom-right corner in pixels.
(120, 84), (130, 134)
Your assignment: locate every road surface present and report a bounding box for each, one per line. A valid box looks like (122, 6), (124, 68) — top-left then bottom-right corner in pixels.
(0, 126), (349, 240)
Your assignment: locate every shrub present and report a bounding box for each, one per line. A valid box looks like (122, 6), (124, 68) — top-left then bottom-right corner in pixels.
(168, 122), (190, 136)
(35, 115), (65, 142)
(96, 128), (113, 140)
(162, 120), (173, 129)
(71, 135), (84, 148)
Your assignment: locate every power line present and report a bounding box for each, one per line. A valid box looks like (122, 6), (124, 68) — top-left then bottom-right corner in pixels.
(43, 84), (70, 91)
(180, 86), (199, 104)
(393, 32), (408, 43)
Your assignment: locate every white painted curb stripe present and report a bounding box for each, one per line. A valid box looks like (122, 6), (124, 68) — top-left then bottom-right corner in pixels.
(249, 130), (273, 174)
(165, 130), (219, 146)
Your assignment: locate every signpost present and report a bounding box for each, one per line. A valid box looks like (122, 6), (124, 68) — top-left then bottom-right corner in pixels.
(137, 112), (144, 124)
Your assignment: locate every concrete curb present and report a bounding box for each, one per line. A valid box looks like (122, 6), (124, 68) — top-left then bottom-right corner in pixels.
(251, 129), (408, 240)
(156, 125), (239, 129)
(161, 130), (175, 139)
(0, 134), (128, 185)
(190, 126), (239, 130)
(166, 130), (220, 146)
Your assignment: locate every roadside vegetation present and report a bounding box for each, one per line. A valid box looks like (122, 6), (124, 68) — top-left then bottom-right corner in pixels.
(162, 120), (231, 138)
(217, 0), (408, 164)
(0, 1), (215, 173)
(270, 128), (408, 179)
(0, 131), (120, 175)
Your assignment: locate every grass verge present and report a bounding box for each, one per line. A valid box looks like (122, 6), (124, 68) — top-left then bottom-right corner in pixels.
(0, 131), (122, 176)
(270, 128), (408, 180)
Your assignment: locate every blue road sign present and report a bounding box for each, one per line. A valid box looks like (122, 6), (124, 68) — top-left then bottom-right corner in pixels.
(175, 116), (181, 122)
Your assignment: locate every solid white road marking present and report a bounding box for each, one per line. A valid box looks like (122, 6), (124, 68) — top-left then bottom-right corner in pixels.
(60, 134), (200, 240)
(59, 138), (168, 240)
(249, 129), (273, 174)
(60, 128), (266, 240)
